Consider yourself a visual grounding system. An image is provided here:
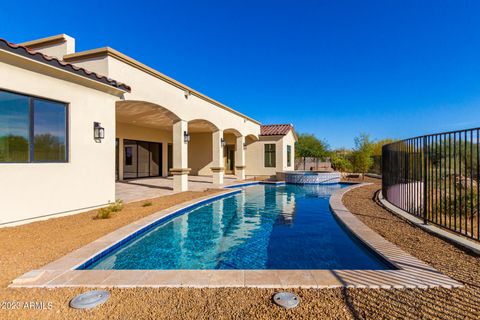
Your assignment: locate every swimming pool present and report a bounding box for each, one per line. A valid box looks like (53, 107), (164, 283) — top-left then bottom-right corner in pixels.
(84, 184), (392, 270)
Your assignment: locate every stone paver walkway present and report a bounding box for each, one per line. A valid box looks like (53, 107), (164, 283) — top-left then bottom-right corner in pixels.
(116, 175), (240, 203)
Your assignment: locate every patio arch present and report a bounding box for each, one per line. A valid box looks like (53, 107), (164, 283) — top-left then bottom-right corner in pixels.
(245, 134), (259, 144)
(223, 128), (242, 137)
(116, 100), (181, 129)
(188, 119), (219, 133)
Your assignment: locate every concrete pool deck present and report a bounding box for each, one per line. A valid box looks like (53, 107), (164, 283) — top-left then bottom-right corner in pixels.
(10, 183), (462, 289)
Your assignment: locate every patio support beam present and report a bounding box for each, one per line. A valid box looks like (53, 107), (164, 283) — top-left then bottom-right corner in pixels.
(172, 120), (190, 191)
(211, 130), (224, 185)
(235, 135), (246, 180)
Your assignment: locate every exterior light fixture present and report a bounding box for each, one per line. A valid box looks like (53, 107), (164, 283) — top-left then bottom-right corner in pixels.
(183, 131), (190, 143)
(243, 142), (247, 150)
(184, 90), (191, 99)
(221, 138), (226, 147)
(94, 122), (105, 140)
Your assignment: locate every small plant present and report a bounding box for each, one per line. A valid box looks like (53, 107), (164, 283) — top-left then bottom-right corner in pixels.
(142, 201), (152, 207)
(110, 200), (124, 212)
(96, 207), (112, 219)
(95, 200), (123, 219)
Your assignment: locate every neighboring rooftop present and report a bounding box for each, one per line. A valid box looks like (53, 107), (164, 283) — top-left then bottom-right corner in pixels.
(0, 37), (131, 92)
(260, 124), (294, 136)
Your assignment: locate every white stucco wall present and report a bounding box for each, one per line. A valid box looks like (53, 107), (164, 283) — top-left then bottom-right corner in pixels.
(188, 133), (213, 175)
(71, 55), (261, 138)
(245, 131), (296, 177)
(280, 131), (296, 171)
(20, 35), (75, 60)
(0, 59), (119, 225)
(245, 136), (281, 177)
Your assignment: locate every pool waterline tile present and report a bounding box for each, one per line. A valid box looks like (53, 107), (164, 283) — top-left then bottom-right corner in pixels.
(10, 183), (463, 289)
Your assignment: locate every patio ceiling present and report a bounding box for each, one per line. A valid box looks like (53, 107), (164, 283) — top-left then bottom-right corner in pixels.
(188, 119), (218, 133)
(116, 100), (179, 130)
(116, 101), (244, 135)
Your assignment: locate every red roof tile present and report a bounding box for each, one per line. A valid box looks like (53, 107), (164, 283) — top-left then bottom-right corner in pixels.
(260, 124), (293, 136)
(0, 38), (131, 92)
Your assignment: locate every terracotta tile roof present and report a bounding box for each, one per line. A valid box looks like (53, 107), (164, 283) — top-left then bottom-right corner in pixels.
(0, 38), (131, 92)
(260, 124), (293, 136)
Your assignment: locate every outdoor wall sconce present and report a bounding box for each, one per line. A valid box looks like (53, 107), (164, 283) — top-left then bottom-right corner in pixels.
(243, 142), (247, 150)
(94, 122), (105, 140)
(221, 138), (226, 147)
(183, 131), (190, 143)
(184, 90), (191, 99)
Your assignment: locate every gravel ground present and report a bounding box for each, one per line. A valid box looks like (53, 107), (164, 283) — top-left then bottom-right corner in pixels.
(0, 180), (479, 319)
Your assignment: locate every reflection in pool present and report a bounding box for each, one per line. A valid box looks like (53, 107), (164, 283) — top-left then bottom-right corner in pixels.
(84, 184), (391, 270)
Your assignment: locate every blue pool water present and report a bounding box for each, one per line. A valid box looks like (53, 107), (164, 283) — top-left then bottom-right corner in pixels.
(85, 184), (392, 270)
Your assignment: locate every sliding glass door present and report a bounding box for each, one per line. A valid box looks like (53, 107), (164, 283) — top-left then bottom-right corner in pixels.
(123, 139), (162, 179)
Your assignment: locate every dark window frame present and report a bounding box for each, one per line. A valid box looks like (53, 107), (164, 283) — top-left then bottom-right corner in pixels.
(264, 143), (276, 168)
(0, 88), (69, 163)
(123, 139), (163, 179)
(125, 146), (133, 166)
(287, 145), (292, 167)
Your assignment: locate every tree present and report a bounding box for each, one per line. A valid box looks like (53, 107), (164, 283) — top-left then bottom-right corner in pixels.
(372, 138), (396, 157)
(295, 133), (329, 170)
(370, 138), (396, 174)
(352, 133), (374, 179)
(330, 154), (353, 172)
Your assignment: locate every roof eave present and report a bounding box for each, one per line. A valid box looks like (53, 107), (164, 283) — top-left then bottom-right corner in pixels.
(0, 48), (128, 97)
(64, 47), (261, 125)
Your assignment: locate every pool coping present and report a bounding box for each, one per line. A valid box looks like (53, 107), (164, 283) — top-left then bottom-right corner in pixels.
(10, 183), (463, 289)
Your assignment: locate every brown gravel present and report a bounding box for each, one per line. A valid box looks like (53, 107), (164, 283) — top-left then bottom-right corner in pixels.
(0, 181), (479, 319)
(343, 181), (480, 320)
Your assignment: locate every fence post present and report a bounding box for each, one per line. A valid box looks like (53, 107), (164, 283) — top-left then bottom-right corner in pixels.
(423, 136), (428, 225)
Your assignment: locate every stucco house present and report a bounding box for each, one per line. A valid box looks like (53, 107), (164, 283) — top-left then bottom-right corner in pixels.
(0, 34), (297, 225)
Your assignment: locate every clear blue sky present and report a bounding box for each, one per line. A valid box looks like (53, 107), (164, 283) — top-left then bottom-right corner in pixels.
(1, 0), (480, 148)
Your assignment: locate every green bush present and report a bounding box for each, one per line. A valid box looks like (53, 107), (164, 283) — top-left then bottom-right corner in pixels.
(331, 155), (353, 172)
(110, 200), (123, 212)
(96, 207), (112, 219)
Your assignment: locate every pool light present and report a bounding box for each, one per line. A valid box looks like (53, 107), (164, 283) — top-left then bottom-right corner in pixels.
(273, 292), (300, 309)
(70, 290), (110, 309)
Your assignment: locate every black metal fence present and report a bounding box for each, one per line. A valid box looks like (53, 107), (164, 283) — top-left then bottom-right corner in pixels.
(382, 127), (480, 242)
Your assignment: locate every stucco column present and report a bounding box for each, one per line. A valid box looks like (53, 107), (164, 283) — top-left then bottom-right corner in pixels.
(211, 130), (224, 185)
(171, 120), (190, 192)
(235, 135), (246, 180)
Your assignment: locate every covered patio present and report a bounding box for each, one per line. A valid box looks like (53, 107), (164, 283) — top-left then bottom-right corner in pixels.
(116, 100), (259, 193)
(115, 175), (241, 203)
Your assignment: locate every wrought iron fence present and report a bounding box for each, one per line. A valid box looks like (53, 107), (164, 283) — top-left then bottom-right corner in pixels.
(382, 127), (480, 242)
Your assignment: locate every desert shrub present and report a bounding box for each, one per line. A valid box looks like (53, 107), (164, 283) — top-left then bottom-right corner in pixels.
(95, 200), (123, 219)
(142, 201), (152, 207)
(110, 200), (123, 212)
(96, 207), (112, 219)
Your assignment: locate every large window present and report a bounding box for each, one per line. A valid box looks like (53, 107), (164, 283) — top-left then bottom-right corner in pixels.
(264, 143), (276, 168)
(0, 90), (68, 163)
(287, 145), (292, 167)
